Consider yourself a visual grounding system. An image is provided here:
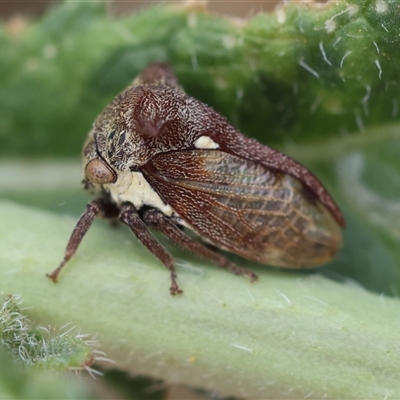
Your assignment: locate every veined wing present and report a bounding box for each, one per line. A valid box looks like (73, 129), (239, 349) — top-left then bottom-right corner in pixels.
(143, 150), (342, 267)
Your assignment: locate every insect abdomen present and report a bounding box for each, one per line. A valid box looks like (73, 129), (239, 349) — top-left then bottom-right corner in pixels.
(207, 166), (342, 268)
(150, 149), (342, 268)
(233, 174), (342, 268)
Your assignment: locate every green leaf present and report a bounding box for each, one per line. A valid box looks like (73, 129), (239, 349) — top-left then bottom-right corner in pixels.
(1, 1), (400, 156)
(0, 293), (101, 372)
(0, 348), (91, 399)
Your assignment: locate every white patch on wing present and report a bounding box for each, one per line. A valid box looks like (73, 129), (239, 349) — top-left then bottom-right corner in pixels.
(104, 171), (173, 216)
(194, 136), (219, 149)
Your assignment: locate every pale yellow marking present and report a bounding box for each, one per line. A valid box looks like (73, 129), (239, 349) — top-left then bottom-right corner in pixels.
(194, 136), (219, 150)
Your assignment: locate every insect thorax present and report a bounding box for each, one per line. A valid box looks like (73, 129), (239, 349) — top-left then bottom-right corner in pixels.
(102, 170), (174, 217)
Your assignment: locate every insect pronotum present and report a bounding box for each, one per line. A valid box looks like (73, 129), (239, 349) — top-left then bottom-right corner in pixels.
(47, 62), (344, 295)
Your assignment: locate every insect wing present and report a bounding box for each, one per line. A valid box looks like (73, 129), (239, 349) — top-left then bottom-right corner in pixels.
(198, 122), (345, 228)
(143, 149), (342, 268)
(226, 137), (345, 228)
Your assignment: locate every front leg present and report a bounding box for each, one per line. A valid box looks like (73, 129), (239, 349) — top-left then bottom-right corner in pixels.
(47, 198), (119, 282)
(119, 204), (182, 295)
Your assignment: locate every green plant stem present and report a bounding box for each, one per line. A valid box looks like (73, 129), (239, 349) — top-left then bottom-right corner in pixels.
(1, 201), (400, 398)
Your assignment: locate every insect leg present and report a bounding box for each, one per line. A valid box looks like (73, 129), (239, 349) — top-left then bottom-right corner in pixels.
(47, 198), (114, 282)
(143, 209), (258, 282)
(119, 203), (182, 295)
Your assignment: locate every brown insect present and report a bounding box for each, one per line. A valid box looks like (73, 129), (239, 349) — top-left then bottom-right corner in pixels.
(47, 62), (344, 295)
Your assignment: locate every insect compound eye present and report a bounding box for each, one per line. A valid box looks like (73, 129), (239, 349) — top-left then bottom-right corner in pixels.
(85, 159), (116, 184)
